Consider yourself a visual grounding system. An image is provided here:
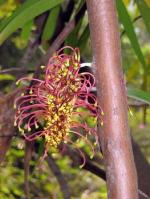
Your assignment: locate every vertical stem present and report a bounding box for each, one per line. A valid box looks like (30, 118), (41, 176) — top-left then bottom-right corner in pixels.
(86, 0), (138, 198)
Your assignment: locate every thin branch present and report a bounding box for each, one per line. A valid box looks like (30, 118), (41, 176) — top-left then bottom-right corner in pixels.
(83, 160), (106, 181)
(24, 142), (34, 199)
(0, 68), (23, 74)
(42, 19), (75, 64)
(46, 154), (71, 199)
(138, 190), (150, 199)
(63, 145), (106, 181)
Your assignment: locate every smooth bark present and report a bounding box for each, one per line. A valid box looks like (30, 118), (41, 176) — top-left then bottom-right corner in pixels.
(86, 0), (138, 198)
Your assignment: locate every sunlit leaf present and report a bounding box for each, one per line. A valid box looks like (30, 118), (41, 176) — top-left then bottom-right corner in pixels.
(65, 16), (84, 48)
(136, 0), (150, 35)
(0, 74), (15, 81)
(42, 5), (60, 42)
(0, 0), (38, 31)
(21, 19), (33, 41)
(0, 0), (63, 45)
(127, 87), (150, 104)
(116, 0), (147, 70)
(77, 24), (89, 52)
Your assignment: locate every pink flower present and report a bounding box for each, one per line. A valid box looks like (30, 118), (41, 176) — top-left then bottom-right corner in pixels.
(14, 46), (103, 166)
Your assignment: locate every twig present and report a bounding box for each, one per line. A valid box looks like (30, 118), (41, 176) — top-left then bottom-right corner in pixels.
(0, 68), (23, 74)
(68, 147), (106, 180)
(138, 190), (150, 199)
(0, 68), (34, 75)
(42, 19), (75, 64)
(24, 142), (33, 199)
(83, 160), (106, 181)
(46, 154), (71, 199)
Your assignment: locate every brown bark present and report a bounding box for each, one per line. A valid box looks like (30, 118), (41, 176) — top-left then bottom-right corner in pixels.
(0, 90), (19, 163)
(86, 0), (138, 198)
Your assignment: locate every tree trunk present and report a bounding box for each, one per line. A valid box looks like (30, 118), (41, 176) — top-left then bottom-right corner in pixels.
(86, 0), (138, 198)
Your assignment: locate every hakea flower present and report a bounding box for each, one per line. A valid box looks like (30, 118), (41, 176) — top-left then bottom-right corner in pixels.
(14, 46), (103, 166)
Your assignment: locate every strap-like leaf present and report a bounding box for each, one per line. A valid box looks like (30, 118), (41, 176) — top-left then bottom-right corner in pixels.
(127, 87), (150, 104)
(116, 0), (147, 70)
(42, 5), (60, 42)
(21, 20), (33, 42)
(77, 24), (89, 53)
(136, 0), (150, 35)
(0, 0), (63, 45)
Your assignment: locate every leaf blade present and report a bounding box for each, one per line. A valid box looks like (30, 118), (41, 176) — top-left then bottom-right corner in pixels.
(127, 87), (150, 104)
(42, 5), (60, 42)
(77, 24), (89, 52)
(116, 0), (147, 69)
(0, 0), (63, 45)
(136, 0), (150, 35)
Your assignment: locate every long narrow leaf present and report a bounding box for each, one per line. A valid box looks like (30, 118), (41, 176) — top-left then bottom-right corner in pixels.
(65, 17), (84, 48)
(127, 87), (150, 104)
(136, 0), (150, 35)
(42, 5), (60, 41)
(0, 0), (38, 32)
(116, 0), (147, 70)
(21, 20), (33, 42)
(77, 24), (89, 52)
(0, 0), (63, 45)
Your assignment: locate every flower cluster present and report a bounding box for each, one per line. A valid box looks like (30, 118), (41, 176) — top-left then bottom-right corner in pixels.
(14, 46), (103, 164)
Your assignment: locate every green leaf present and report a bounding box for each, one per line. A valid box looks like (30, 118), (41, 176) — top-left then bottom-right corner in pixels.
(0, 0), (38, 32)
(65, 17), (84, 48)
(0, 74), (15, 81)
(64, 1), (86, 49)
(0, 0), (63, 45)
(77, 24), (89, 52)
(136, 0), (150, 35)
(42, 5), (60, 41)
(127, 87), (150, 104)
(21, 19), (33, 41)
(116, 0), (147, 70)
